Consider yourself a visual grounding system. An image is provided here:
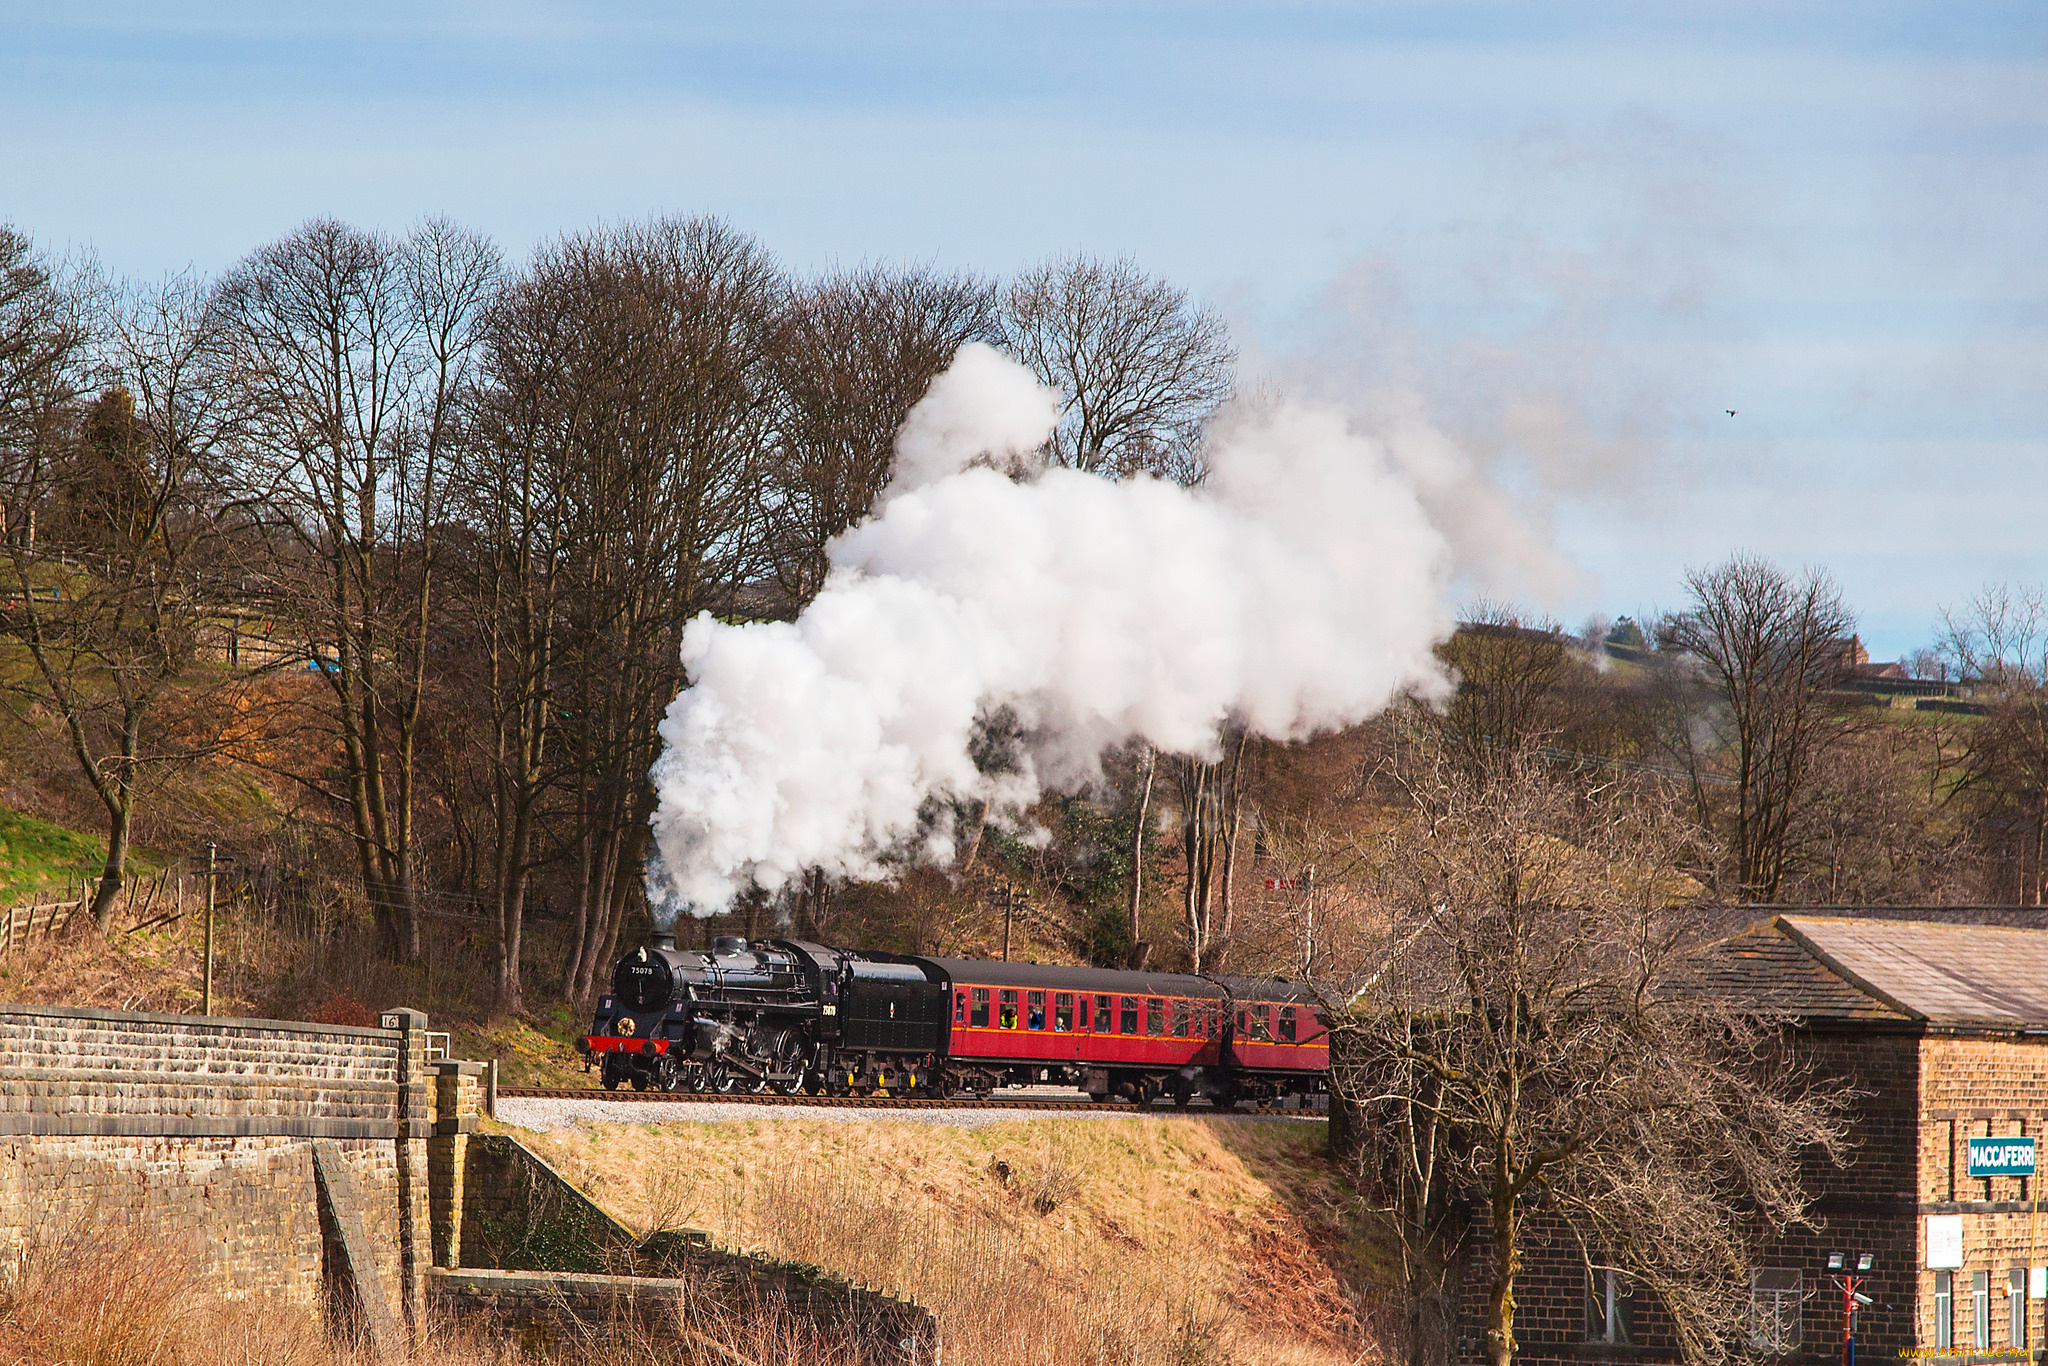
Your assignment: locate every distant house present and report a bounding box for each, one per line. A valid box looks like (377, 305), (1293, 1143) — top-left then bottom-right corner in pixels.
(1458, 913), (2048, 1366)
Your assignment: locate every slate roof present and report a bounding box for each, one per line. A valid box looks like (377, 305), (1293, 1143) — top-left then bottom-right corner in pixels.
(1778, 915), (2048, 1028)
(1690, 921), (1909, 1021)
(1695, 915), (2048, 1029)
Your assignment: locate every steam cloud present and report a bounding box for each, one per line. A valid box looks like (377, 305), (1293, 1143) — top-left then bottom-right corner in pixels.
(647, 342), (1453, 920)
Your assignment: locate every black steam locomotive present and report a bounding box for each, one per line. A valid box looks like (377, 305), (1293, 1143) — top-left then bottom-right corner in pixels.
(578, 932), (1328, 1106)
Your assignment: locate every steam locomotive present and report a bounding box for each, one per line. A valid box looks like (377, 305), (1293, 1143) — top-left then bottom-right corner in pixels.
(578, 932), (1327, 1107)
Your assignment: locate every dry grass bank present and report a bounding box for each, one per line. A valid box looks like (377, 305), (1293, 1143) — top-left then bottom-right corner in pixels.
(0, 1206), (885, 1366)
(501, 1114), (1375, 1366)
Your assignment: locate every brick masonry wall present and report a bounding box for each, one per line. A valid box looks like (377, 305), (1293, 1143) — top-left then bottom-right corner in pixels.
(1436, 1023), (1930, 1366)
(0, 1002), (429, 1336)
(1914, 1030), (2048, 1357)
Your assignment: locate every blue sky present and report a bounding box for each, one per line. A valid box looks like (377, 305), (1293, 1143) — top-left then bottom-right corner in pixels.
(5, 2), (2044, 658)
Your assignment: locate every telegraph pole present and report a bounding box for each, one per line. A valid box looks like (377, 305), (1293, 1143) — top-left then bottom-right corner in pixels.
(202, 842), (216, 1016)
(1001, 883), (1014, 962)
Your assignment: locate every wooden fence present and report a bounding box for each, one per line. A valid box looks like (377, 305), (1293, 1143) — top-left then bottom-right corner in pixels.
(0, 867), (213, 955)
(0, 897), (83, 954)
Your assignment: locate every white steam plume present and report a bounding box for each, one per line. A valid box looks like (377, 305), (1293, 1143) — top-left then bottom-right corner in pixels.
(647, 342), (1453, 919)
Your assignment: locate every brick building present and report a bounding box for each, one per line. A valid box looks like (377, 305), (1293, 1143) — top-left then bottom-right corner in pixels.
(1482, 913), (2048, 1366)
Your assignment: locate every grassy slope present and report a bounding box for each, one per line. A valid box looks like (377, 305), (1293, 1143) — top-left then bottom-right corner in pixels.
(497, 1112), (1376, 1366)
(0, 804), (104, 904)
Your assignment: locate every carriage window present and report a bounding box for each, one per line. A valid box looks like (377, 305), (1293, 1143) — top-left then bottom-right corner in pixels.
(1054, 992), (1074, 1032)
(1096, 995), (1113, 1032)
(1247, 1005), (1273, 1041)
(1027, 990), (1046, 1030)
(1171, 1000), (1190, 1037)
(1278, 1005), (1297, 1043)
(998, 989), (1019, 1029)
(1146, 998), (1165, 1036)
(970, 988), (990, 1028)
(955, 991), (966, 1024)
(1119, 997), (1139, 1034)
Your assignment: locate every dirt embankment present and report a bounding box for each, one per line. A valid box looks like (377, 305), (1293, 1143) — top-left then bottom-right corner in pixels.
(500, 1113), (1379, 1366)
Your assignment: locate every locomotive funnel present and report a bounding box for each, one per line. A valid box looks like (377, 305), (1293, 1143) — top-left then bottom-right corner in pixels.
(650, 930), (677, 952)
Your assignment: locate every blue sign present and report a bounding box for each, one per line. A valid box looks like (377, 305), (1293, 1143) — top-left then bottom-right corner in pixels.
(1968, 1137), (2037, 1178)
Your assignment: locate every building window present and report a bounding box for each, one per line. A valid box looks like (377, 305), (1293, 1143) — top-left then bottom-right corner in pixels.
(2012, 1268), (2028, 1349)
(1749, 1269), (1802, 1353)
(1936, 1271), (1953, 1350)
(1976, 1270), (1992, 1350)
(1585, 1267), (1632, 1344)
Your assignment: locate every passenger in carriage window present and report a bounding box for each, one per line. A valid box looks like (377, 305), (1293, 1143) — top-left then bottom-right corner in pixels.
(1120, 996), (1139, 1034)
(1146, 998), (1165, 1036)
(955, 992), (966, 1024)
(999, 989), (1019, 1029)
(1027, 990), (1046, 1030)
(1278, 1005), (1297, 1043)
(1096, 995), (1113, 1032)
(970, 987), (990, 1028)
(1054, 992), (1074, 1032)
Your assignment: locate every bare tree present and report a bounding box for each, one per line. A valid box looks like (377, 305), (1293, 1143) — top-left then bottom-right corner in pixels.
(1430, 604), (1576, 783)
(1173, 726), (1251, 973)
(1001, 254), (1234, 485)
(0, 276), (250, 928)
(1330, 740), (1846, 1366)
(213, 218), (499, 961)
(490, 218), (785, 1007)
(0, 226), (94, 545)
(1660, 553), (1857, 901)
(1940, 583), (2048, 903)
(765, 265), (996, 606)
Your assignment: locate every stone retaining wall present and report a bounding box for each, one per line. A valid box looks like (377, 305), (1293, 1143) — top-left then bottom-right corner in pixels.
(452, 1132), (938, 1361)
(0, 1002), (432, 1341)
(1, 1000), (939, 1360)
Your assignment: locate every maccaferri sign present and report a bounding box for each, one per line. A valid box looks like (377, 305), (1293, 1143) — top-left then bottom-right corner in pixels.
(1967, 1136), (2037, 1178)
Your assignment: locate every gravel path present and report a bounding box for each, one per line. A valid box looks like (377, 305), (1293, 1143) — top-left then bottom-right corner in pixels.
(496, 1089), (1325, 1132)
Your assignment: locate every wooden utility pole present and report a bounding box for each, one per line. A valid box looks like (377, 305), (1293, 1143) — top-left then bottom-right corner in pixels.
(1001, 883), (1014, 962)
(203, 843), (216, 1016)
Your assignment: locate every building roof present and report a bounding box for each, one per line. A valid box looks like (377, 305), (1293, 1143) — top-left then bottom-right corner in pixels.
(1698, 915), (2048, 1029)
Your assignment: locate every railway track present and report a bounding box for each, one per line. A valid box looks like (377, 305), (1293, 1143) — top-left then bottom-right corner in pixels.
(497, 1085), (1316, 1116)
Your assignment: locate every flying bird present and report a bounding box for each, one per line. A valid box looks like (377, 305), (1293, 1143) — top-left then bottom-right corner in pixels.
(1726, 409), (1737, 417)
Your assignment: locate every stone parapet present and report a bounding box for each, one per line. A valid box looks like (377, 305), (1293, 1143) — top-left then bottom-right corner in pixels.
(0, 1003), (401, 1138)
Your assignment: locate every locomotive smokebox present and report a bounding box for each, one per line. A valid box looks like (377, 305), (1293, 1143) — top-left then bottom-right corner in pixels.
(650, 930), (677, 952)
